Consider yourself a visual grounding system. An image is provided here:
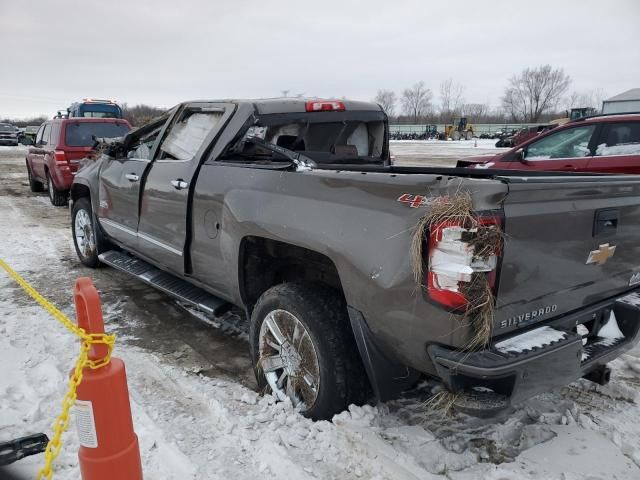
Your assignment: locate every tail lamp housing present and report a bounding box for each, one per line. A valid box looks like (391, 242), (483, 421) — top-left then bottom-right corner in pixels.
(427, 216), (502, 310)
(305, 100), (346, 112)
(54, 150), (67, 163)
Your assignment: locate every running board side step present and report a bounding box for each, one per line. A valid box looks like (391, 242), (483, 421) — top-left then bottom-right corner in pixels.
(99, 250), (231, 317)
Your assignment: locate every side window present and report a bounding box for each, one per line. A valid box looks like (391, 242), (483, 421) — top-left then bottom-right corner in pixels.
(525, 125), (596, 160)
(49, 123), (61, 147)
(595, 122), (640, 156)
(35, 125), (45, 145)
(41, 124), (52, 146)
(159, 109), (224, 161)
(126, 126), (163, 160)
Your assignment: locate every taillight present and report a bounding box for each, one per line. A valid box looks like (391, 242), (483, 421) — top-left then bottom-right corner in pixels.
(427, 216), (501, 310)
(54, 150), (67, 163)
(305, 100), (346, 112)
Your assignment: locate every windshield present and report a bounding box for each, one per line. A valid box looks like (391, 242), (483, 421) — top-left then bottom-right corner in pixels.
(224, 111), (387, 165)
(65, 122), (130, 147)
(0, 124), (17, 132)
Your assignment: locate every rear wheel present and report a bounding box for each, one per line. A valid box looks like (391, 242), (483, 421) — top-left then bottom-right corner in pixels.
(46, 171), (68, 206)
(26, 163), (44, 192)
(72, 197), (106, 268)
(250, 283), (368, 420)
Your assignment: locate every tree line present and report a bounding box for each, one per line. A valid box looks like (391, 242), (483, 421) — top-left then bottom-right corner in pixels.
(375, 65), (606, 124)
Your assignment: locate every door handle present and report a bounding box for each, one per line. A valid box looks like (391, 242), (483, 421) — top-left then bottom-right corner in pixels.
(171, 179), (188, 190)
(125, 173), (139, 182)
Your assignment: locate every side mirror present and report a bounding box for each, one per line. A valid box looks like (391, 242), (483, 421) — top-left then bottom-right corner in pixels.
(515, 148), (525, 162)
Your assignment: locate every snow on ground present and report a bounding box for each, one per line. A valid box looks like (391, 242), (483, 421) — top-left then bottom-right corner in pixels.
(1, 145), (640, 480)
(390, 139), (504, 167)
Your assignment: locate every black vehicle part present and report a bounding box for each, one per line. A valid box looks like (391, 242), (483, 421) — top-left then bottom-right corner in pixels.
(583, 365), (611, 385)
(98, 250), (230, 316)
(0, 433), (49, 466)
(250, 282), (369, 420)
(348, 307), (420, 401)
(26, 163), (44, 192)
(46, 171), (68, 206)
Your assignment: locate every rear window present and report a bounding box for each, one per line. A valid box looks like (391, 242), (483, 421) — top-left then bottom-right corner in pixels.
(65, 122), (129, 147)
(225, 111), (387, 164)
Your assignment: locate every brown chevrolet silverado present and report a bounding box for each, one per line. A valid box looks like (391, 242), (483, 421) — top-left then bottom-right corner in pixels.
(70, 98), (640, 419)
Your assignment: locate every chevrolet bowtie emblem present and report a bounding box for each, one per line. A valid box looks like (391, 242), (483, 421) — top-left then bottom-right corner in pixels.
(586, 243), (616, 265)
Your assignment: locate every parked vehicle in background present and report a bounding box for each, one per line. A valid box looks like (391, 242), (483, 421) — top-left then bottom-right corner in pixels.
(21, 125), (41, 145)
(69, 98), (640, 420)
(459, 113), (640, 173)
(509, 124), (554, 146)
(0, 123), (20, 146)
(26, 118), (130, 205)
(55, 98), (124, 119)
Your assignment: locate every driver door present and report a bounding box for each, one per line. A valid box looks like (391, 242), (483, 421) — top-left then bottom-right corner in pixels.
(136, 102), (233, 275)
(97, 118), (170, 249)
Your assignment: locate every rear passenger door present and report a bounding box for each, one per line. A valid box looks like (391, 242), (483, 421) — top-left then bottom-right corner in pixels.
(98, 119), (169, 249)
(137, 102), (233, 274)
(587, 121), (640, 174)
(30, 123), (51, 179)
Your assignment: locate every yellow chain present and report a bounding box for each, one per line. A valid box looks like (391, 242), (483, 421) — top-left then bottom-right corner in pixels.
(0, 259), (116, 480)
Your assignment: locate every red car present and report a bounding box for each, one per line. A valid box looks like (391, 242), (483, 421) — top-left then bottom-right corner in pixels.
(26, 118), (130, 205)
(458, 114), (640, 174)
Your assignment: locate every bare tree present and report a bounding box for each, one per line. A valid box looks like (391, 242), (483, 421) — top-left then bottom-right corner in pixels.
(373, 89), (397, 117)
(439, 78), (465, 119)
(121, 103), (166, 127)
(564, 88), (607, 111)
(462, 103), (488, 119)
(280, 90), (290, 97)
(501, 65), (571, 122)
(400, 82), (433, 122)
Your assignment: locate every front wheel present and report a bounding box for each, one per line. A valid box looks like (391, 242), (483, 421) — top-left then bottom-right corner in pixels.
(72, 197), (103, 268)
(46, 171), (68, 206)
(250, 282), (368, 420)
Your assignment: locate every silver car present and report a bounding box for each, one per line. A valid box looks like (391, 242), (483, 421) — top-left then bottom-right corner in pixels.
(0, 123), (20, 146)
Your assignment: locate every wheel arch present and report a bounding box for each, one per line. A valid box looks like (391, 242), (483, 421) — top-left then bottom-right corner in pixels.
(238, 235), (344, 312)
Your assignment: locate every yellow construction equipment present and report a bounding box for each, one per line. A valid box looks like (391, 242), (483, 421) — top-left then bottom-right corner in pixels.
(439, 117), (475, 140)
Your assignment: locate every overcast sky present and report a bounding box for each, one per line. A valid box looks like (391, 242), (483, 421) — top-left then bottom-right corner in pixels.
(1, 0), (639, 118)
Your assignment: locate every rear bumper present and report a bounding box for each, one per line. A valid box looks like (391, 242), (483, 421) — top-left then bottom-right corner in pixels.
(427, 291), (640, 405)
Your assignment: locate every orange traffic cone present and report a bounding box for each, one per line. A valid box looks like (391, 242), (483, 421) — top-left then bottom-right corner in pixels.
(73, 277), (143, 480)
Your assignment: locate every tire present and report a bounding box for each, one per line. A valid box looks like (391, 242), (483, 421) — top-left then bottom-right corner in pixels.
(71, 197), (106, 268)
(250, 282), (368, 420)
(26, 163), (44, 192)
(46, 171), (68, 206)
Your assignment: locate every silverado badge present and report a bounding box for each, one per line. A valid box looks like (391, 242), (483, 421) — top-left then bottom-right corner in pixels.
(586, 244), (616, 265)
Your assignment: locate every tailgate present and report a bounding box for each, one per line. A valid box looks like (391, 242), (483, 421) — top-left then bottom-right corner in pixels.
(494, 175), (640, 335)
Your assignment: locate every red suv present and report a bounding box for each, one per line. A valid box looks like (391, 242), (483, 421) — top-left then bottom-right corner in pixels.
(26, 118), (131, 205)
(458, 114), (640, 174)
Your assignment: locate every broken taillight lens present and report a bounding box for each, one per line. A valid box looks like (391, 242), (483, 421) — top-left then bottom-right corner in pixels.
(427, 216), (501, 310)
(305, 100), (346, 112)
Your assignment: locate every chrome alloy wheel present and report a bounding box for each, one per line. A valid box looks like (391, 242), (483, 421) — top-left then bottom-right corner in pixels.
(259, 309), (320, 411)
(74, 209), (96, 259)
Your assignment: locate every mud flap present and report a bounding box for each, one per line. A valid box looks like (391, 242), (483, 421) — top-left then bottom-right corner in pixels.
(348, 307), (419, 401)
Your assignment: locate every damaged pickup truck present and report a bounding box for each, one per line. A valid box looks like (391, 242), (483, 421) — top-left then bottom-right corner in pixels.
(70, 98), (640, 419)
